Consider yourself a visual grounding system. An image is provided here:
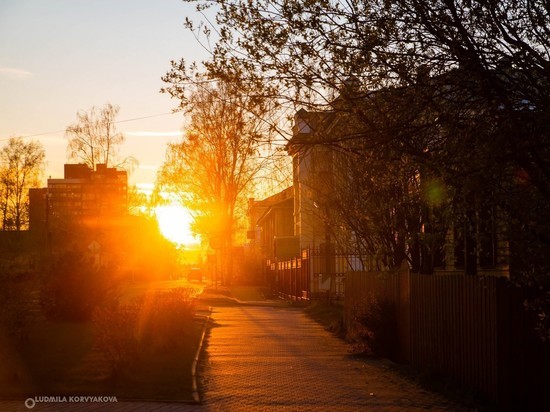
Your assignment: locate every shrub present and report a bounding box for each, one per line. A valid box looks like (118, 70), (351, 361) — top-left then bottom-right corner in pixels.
(92, 303), (141, 377)
(41, 251), (120, 321)
(0, 272), (33, 344)
(350, 294), (399, 359)
(92, 288), (197, 378)
(137, 288), (197, 352)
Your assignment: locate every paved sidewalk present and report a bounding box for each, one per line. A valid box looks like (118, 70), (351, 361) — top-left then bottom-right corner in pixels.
(199, 305), (465, 411)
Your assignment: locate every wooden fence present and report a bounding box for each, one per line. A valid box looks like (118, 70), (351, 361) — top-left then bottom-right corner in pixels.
(345, 269), (550, 410)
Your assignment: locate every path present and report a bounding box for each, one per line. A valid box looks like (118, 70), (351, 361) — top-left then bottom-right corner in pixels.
(199, 305), (465, 411)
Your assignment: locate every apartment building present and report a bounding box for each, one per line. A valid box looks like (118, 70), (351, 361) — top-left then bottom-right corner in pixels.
(29, 163), (127, 235)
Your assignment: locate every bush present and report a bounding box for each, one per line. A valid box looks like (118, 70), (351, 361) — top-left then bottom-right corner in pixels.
(93, 303), (141, 377)
(350, 294), (399, 359)
(137, 288), (197, 352)
(41, 251), (120, 321)
(0, 272), (34, 344)
(92, 288), (197, 378)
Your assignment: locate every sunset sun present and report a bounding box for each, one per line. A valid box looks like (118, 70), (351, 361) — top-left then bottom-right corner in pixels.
(155, 204), (197, 245)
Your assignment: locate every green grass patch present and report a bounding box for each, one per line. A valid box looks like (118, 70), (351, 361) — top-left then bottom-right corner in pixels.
(109, 318), (203, 401)
(1, 321), (105, 398)
(0, 317), (203, 401)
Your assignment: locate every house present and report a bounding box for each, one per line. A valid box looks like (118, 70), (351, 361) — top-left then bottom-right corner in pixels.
(286, 76), (511, 278)
(247, 186), (295, 262)
(287, 109), (338, 252)
(251, 73), (521, 302)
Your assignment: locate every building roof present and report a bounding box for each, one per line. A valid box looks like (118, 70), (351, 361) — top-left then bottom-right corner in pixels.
(249, 186), (294, 228)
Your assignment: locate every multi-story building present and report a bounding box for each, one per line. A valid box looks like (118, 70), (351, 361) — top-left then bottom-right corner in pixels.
(48, 163), (127, 219)
(29, 163), (127, 237)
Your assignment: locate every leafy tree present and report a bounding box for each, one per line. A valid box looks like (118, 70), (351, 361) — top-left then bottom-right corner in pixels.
(0, 137), (45, 231)
(158, 79), (281, 282)
(177, 0), (549, 268)
(181, 0), (549, 111)
(158, 80), (269, 243)
(178, 0), (549, 186)
(65, 103), (133, 170)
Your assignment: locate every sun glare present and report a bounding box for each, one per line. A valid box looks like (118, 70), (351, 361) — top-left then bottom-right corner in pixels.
(155, 205), (197, 245)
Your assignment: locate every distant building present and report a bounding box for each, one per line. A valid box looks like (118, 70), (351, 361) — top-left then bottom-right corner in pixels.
(49, 163), (127, 218)
(29, 163), (128, 239)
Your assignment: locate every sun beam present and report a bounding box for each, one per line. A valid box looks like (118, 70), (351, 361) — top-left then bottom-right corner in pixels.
(155, 204), (197, 245)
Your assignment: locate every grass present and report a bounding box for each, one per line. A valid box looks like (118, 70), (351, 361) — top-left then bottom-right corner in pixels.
(0, 318), (203, 401)
(109, 318), (203, 401)
(0, 280), (205, 402)
(0, 321), (102, 398)
(304, 300), (345, 338)
(119, 278), (203, 303)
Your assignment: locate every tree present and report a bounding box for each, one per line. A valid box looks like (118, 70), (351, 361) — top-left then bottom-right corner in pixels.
(0, 137), (45, 231)
(177, 0), (549, 192)
(127, 185), (155, 217)
(174, 0), (550, 337)
(158, 79), (279, 282)
(65, 103), (127, 169)
(158, 79), (270, 242)
(180, 1), (549, 108)
(176, 0), (550, 265)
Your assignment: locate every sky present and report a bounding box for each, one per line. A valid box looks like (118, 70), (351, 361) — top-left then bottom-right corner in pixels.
(0, 0), (212, 193)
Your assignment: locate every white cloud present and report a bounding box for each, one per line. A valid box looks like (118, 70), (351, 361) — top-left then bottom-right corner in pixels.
(0, 66), (33, 79)
(125, 131), (181, 137)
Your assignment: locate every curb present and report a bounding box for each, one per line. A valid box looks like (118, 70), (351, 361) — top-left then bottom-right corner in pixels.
(192, 306), (212, 403)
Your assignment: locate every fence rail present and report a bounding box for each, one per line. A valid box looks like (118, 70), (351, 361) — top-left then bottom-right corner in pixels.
(267, 250), (372, 301)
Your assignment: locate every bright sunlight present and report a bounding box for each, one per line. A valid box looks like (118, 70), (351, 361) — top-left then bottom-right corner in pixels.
(155, 204), (197, 245)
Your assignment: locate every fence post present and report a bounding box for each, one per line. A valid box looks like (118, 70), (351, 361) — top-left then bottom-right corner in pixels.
(398, 260), (411, 362)
(304, 249), (311, 300)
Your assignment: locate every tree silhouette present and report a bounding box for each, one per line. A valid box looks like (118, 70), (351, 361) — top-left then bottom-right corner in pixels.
(175, 0), (549, 274)
(158, 79), (279, 283)
(65, 103), (128, 170)
(0, 137), (45, 231)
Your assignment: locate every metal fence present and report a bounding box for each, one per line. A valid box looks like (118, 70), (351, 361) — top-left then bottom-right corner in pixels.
(266, 249), (373, 301)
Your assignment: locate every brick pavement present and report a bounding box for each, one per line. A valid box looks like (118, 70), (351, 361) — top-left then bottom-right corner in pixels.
(199, 305), (465, 411)
(1, 302), (468, 411)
